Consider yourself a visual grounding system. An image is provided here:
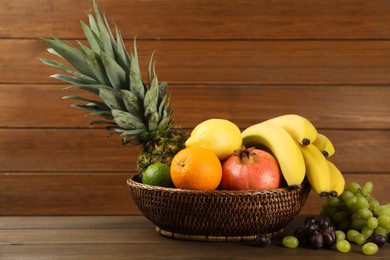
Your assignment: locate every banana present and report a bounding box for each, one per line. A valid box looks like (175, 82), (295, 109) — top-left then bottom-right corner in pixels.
(297, 143), (333, 197)
(312, 133), (335, 158)
(264, 114), (318, 146)
(242, 122), (306, 188)
(327, 160), (345, 197)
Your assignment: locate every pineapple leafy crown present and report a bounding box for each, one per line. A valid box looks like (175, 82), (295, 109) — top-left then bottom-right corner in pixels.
(39, 0), (174, 145)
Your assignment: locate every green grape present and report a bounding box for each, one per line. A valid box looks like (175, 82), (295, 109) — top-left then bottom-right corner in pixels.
(374, 205), (385, 215)
(375, 204), (390, 215)
(358, 208), (373, 220)
(336, 230), (346, 241)
(377, 215), (390, 229)
(351, 218), (367, 230)
(323, 180), (390, 248)
(354, 234), (367, 245)
(367, 217), (379, 229)
(361, 226), (374, 238)
(333, 211), (350, 223)
(351, 204), (361, 214)
(345, 196), (357, 207)
(347, 182), (361, 194)
(347, 229), (360, 241)
(356, 196), (369, 209)
(374, 226), (389, 238)
(351, 212), (360, 220)
(340, 190), (354, 202)
(321, 203), (338, 218)
(361, 181), (373, 196)
(379, 209), (390, 217)
(338, 219), (351, 232)
(368, 198), (380, 211)
(345, 196), (359, 213)
(362, 242), (378, 255)
(376, 207), (390, 217)
(320, 210), (328, 218)
(347, 182), (361, 193)
(336, 240), (351, 253)
(327, 207), (339, 219)
(282, 236), (299, 249)
(327, 196), (342, 208)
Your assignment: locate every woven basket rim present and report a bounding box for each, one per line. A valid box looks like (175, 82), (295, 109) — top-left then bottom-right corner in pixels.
(127, 174), (309, 196)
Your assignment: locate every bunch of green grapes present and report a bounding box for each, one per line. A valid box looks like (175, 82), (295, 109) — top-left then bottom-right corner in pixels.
(321, 181), (389, 254)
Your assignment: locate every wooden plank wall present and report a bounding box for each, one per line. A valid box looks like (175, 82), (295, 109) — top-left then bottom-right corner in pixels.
(0, 0), (389, 216)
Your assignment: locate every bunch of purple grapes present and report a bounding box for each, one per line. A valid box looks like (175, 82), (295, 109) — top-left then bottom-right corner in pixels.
(293, 216), (337, 249)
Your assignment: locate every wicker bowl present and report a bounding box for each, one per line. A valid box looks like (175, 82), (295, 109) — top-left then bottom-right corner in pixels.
(127, 174), (311, 241)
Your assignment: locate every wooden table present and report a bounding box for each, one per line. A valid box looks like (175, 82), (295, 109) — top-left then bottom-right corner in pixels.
(0, 216), (388, 259)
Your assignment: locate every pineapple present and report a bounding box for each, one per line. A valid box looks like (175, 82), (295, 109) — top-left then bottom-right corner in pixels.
(39, 0), (187, 173)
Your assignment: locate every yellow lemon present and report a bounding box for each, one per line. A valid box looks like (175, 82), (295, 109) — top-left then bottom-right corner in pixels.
(185, 119), (242, 160)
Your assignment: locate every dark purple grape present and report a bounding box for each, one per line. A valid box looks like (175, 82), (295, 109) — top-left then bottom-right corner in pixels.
(304, 222), (319, 234)
(327, 224), (336, 231)
(318, 217), (331, 229)
(294, 226), (309, 241)
(320, 229), (336, 248)
(305, 216), (318, 225)
(366, 234), (387, 248)
(309, 231), (324, 249)
(255, 234), (271, 247)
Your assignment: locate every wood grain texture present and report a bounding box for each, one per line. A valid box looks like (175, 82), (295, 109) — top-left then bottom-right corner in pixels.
(1, 84), (389, 129)
(0, 172), (389, 216)
(0, 172), (135, 215)
(3, 40), (390, 84)
(2, 0), (390, 40)
(1, 243), (388, 260)
(1, 129), (389, 173)
(0, 216), (150, 229)
(1, 216), (389, 259)
(0, 129), (135, 172)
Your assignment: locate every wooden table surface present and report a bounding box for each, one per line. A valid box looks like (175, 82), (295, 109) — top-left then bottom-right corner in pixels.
(0, 215), (388, 259)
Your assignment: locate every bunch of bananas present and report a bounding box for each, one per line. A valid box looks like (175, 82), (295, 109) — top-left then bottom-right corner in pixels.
(242, 114), (344, 197)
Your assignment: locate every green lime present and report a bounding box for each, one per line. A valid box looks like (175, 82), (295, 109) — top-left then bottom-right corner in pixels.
(142, 163), (174, 188)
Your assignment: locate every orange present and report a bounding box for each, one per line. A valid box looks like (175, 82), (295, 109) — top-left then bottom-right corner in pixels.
(170, 147), (222, 190)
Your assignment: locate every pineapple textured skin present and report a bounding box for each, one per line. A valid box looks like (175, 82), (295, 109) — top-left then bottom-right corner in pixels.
(39, 0), (187, 173)
(137, 130), (188, 174)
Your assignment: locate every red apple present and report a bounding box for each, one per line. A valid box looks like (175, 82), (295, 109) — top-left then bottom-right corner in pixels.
(220, 146), (282, 190)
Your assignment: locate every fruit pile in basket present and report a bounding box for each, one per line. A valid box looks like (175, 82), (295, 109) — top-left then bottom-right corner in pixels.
(142, 115), (344, 198)
(39, 0), (389, 251)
